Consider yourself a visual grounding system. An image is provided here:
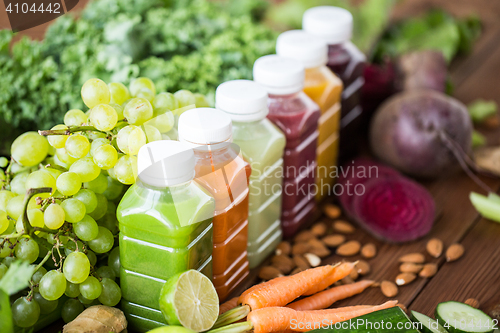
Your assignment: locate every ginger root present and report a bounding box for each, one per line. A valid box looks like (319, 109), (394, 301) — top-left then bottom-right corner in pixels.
(63, 305), (127, 333)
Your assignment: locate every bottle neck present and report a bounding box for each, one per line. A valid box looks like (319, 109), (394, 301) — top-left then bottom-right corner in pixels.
(268, 91), (301, 100)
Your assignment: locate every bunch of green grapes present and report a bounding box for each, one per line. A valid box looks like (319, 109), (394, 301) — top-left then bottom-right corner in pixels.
(0, 77), (209, 328)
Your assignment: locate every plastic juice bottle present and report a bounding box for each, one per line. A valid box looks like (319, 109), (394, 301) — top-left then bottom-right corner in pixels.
(303, 6), (366, 162)
(117, 140), (215, 331)
(253, 55), (321, 238)
(276, 30), (343, 201)
(216, 80), (286, 268)
(178, 108), (251, 301)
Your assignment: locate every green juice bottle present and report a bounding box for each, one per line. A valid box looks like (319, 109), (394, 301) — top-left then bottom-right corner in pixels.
(216, 80), (286, 268)
(117, 140), (215, 331)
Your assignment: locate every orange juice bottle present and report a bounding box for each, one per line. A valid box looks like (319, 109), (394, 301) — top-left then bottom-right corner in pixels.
(277, 30), (343, 200)
(178, 108), (251, 301)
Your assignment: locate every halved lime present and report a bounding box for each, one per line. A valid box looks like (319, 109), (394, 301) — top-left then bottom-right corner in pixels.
(159, 270), (219, 332)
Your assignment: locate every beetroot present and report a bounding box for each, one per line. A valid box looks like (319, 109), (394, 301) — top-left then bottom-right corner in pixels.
(398, 50), (447, 92)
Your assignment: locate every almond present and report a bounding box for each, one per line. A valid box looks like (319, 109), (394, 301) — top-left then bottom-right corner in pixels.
(259, 266), (283, 280)
(342, 276), (355, 284)
(292, 242), (311, 255)
(400, 262), (423, 274)
(311, 222), (327, 237)
(275, 241), (291, 256)
(333, 220), (356, 234)
(426, 238), (443, 258)
(361, 243), (377, 259)
(485, 114), (500, 129)
(398, 253), (425, 264)
(381, 281), (398, 297)
(271, 254), (295, 274)
(324, 204), (341, 219)
(356, 260), (371, 275)
(396, 272), (416, 286)
(465, 298), (480, 309)
(294, 230), (315, 243)
(322, 234), (345, 247)
(293, 255), (310, 270)
(419, 263), (438, 278)
(446, 243), (464, 262)
(336, 240), (361, 256)
(290, 267), (304, 275)
(349, 268), (359, 280)
(307, 238), (331, 258)
(304, 253), (321, 267)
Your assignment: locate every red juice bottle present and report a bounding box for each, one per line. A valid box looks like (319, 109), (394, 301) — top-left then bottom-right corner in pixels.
(253, 55), (321, 238)
(303, 6), (366, 162)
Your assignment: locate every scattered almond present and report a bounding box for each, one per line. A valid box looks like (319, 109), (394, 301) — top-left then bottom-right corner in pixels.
(333, 220), (356, 234)
(311, 222), (327, 237)
(489, 304), (500, 320)
(304, 253), (321, 267)
(396, 272), (417, 286)
(322, 234), (345, 247)
(336, 240), (361, 256)
(349, 269), (359, 280)
(290, 267), (304, 275)
(294, 230), (315, 243)
(356, 260), (371, 275)
(361, 243), (377, 259)
(371, 282), (381, 288)
(465, 298), (480, 309)
(271, 254), (295, 274)
(342, 276), (355, 284)
(400, 262), (423, 274)
(292, 242), (310, 255)
(446, 243), (464, 262)
(293, 255), (310, 270)
(307, 238), (331, 258)
(419, 263), (438, 278)
(259, 266), (283, 280)
(381, 281), (398, 297)
(398, 253), (425, 264)
(484, 114), (500, 129)
(426, 238), (443, 258)
(275, 241), (291, 256)
(324, 204), (341, 219)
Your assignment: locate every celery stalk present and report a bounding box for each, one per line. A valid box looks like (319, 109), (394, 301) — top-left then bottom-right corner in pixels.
(470, 192), (500, 223)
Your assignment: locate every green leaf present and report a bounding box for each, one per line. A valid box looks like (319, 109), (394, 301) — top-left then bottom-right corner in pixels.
(468, 99), (498, 123)
(0, 289), (14, 333)
(0, 260), (35, 295)
(472, 130), (486, 148)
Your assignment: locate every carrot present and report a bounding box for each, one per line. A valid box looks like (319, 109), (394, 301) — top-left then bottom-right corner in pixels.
(247, 301), (398, 333)
(302, 262), (355, 296)
(239, 265), (336, 310)
(219, 297), (239, 315)
(287, 280), (374, 311)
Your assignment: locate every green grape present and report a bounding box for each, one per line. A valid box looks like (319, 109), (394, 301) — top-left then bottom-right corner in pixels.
(108, 82), (131, 105)
(65, 134), (90, 159)
(79, 276), (102, 300)
(62, 299), (84, 323)
(143, 125), (162, 142)
(81, 78), (110, 109)
(40, 270), (67, 301)
(153, 92), (179, 114)
(87, 250), (97, 267)
(114, 155), (138, 185)
(129, 77), (156, 96)
(88, 226), (114, 254)
(64, 109), (88, 127)
(55, 148), (77, 166)
(123, 98), (153, 125)
(15, 237), (39, 263)
(0, 157), (8, 168)
(74, 189), (98, 214)
(56, 172), (82, 196)
(98, 278), (121, 306)
(65, 281), (80, 298)
(95, 266), (116, 280)
(74, 215), (99, 241)
(90, 138), (109, 156)
(12, 296), (40, 327)
(110, 103), (124, 121)
(145, 111), (175, 134)
(69, 157), (101, 183)
(6, 195), (24, 219)
(78, 293), (94, 305)
(0, 263), (7, 279)
(32, 266), (47, 292)
(9, 172), (29, 195)
(0, 190), (16, 211)
(108, 247), (120, 277)
(89, 104), (118, 132)
(34, 292), (59, 315)
(107, 167), (118, 181)
(11, 132), (49, 167)
(194, 93), (210, 107)
(44, 203), (66, 229)
(0, 242), (13, 258)
(116, 125), (146, 155)
(25, 170), (57, 194)
(47, 145), (56, 157)
(92, 144), (118, 170)
(45, 167), (62, 180)
(88, 193), (107, 220)
(27, 209), (45, 231)
(28, 193), (50, 210)
(2, 256), (15, 267)
(103, 177), (124, 200)
(86, 131), (107, 142)
(63, 251), (90, 284)
(174, 89), (196, 108)
(97, 201), (118, 235)
(47, 124), (69, 149)
(84, 173), (108, 194)
(135, 88), (155, 102)
(0, 210), (9, 234)
(61, 198), (86, 223)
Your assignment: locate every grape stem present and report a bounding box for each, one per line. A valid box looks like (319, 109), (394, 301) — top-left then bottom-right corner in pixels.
(38, 125), (106, 136)
(32, 226), (58, 234)
(44, 164), (68, 172)
(0, 232), (23, 239)
(33, 250), (52, 274)
(21, 187), (53, 236)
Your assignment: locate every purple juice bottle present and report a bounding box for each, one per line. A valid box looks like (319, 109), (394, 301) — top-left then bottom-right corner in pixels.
(303, 6), (366, 161)
(253, 55), (321, 238)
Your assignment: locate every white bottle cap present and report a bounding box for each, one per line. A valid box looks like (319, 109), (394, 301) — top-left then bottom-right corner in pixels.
(178, 108), (233, 146)
(253, 55), (305, 95)
(137, 140), (195, 187)
(215, 80), (269, 122)
(276, 30), (328, 68)
(302, 6), (353, 45)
